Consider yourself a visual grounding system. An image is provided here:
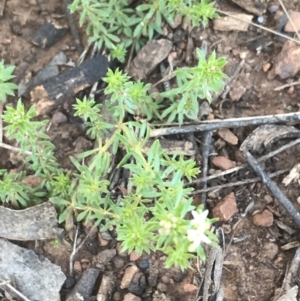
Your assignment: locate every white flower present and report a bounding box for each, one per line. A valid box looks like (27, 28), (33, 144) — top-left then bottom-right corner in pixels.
(158, 213), (178, 235)
(187, 210), (212, 252)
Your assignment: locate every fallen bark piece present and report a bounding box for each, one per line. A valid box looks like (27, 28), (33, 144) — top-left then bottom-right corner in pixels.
(67, 268), (100, 301)
(284, 11), (300, 32)
(269, 41), (300, 79)
(0, 238), (66, 301)
(19, 52), (72, 98)
(253, 209), (274, 227)
(127, 39), (173, 80)
(230, 0), (266, 16)
(30, 21), (68, 48)
(240, 124), (300, 152)
(213, 13), (253, 31)
(30, 55), (108, 115)
(213, 192), (237, 221)
(217, 128), (238, 145)
(0, 202), (63, 241)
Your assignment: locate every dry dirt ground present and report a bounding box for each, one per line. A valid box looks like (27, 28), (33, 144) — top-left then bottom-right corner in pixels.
(1, 0), (300, 300)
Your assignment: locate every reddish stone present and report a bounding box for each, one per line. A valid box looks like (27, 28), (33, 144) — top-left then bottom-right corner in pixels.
(253, 210), (273, 227)
(123, 293), (141, 301)
(183, 283), (199, 293)
(212, 156), (236, 171)
(213, 192), (237, 221)
(217, 128), (238, 145)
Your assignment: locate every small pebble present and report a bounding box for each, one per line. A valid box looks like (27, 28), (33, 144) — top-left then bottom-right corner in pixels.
(113, 291), (122, 301)
(95, 249), (116, 265)
(157, 282), (168, 293)
(257, 16), (264, 24)
(121, 265), (139, 289)
(147, 268), (159, 287)
(63, 276), (76, 289)
(73, 261), (82, 272)
(138, 259), (149, 270)
(113, 256), (125, 269)
(213, 192), (237, 221)
(264, 195), (273, 204)
(253, 209), (274, 227)
(171, 268), (184, 283)
(123, 293), (141, 301)
(161, 275), (170, 284)
(116, 243), (129, 257)
(212, 156), (236, 171)
(130, 251), (141, 261)
(128, 272), (146, 296)
(52, 111), (67, 125)
(268, 4), (279, 13)
(183, 283), (198, 293)
(98, 232), (109, 246)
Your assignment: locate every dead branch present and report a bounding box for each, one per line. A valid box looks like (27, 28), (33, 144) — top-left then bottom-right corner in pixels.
(150, 112), (300, 137)
(190, 169), (288, 194)
(244, 151), (300, 229)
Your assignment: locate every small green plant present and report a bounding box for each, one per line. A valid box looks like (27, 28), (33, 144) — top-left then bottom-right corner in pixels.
(161, 49), (227, 124)
(69, 0), (218, 62)
(0, 61), (18, 102)
(0, 0), (227, 270)
(102, 50), (227, 125)
(1, 92), (218, 269)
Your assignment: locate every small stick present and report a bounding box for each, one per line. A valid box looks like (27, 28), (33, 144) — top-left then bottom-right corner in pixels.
(62, 0), (83, 55)
(188, 137), (300, 185)
(212, 59), (245, 103)
(0, 142), (32, 155)
(69, 225), (79, 276)
(190, 169), (288, 194)
(0, 101), (3, 143)
(0, 277), (32, 301)
(278, 0), (300, 41)
(150, 112), (300, 137)
(201, 131), (213, 209)
(125, 40), (136, 71)
(202, 247), (219, 301)
(217, 9), (300, 44)
(282, 246), (300, 292)
(69, 225), (96, 276)
(274, 80), (300, 91)
(245, 151), (300, 228)
(0, 0), (7, 16)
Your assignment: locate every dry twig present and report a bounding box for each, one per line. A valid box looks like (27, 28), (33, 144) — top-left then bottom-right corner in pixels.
(188, 137), (300, 185)
(245, 151), (300, 228)
(0, 277), (32, 301)
(274, 80), (300, 91)
(217, 9), (300, 44)
(150, 112), (300, 137)
(190, 169), (288, 194)
(278, 0), (300, 41)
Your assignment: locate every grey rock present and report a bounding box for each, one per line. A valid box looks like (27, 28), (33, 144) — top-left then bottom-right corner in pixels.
(0, 238), (66, 301)
(128, 272), (146, 296)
